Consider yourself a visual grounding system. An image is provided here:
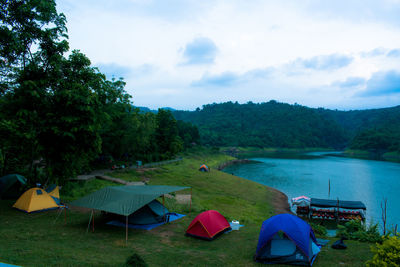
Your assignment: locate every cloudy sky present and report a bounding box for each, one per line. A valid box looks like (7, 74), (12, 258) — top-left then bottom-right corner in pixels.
(57, 0), (400, 110)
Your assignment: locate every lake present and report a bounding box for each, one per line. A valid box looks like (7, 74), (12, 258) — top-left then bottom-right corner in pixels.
(223, 152), (400, 230)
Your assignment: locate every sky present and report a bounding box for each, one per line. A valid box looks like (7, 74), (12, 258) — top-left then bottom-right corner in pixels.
(57, 0), (400, 110)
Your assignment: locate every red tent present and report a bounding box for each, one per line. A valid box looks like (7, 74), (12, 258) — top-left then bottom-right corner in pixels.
(186, 210), (231, 240)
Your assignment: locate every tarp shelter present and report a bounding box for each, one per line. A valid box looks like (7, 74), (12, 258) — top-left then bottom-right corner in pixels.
(0, 174), (27, 199)
(70, 185), (189, 240)
(186, 210), (231, 240)
(199, 164), (209, 172)
(113, 199), (169, 225)
(45, 184), (60, 204)
(13, 187), (60, 213)
(254, 214), (321, 266)
(310, 198), (366, 210)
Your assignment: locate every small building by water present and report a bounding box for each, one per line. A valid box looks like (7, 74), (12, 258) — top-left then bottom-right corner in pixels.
(292, 196), (366, 222)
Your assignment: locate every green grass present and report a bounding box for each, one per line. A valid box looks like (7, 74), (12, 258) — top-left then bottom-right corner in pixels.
(0, 150), (374, 266)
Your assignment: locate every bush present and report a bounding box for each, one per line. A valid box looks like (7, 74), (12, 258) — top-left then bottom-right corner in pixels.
(366, 236), (400, 266)
(124, 253), (148, 267)
(310, 222), (327, 236)
(337, 221), (382, 243)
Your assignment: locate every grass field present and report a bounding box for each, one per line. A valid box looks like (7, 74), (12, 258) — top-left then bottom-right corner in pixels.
(0, 149), (374, 266)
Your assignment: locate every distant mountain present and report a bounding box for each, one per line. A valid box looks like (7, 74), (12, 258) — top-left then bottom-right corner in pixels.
(137, 106), (153, 113)
(172, 101), (400, 152)
(137, 107), (176, 113)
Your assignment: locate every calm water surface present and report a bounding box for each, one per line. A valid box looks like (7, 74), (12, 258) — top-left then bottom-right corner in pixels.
(223, 152), (400, 229)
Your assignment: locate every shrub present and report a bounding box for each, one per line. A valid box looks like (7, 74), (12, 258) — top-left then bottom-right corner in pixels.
(124, 253), (148, 267)
(310, 222), (327, 236)
(366, 236), (400, 266)
(337, 220), (382, 243)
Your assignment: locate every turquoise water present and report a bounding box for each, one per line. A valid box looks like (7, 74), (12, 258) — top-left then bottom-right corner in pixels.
(223, 152), (400, 230)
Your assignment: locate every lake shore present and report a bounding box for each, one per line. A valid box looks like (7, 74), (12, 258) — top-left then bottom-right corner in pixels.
(218, 158), (292, 214)
(340, 149), (400, 163)
(222, 147), (400, 163)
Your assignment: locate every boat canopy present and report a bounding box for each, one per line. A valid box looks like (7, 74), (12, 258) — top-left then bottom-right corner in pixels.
(310, 198), (366, 210)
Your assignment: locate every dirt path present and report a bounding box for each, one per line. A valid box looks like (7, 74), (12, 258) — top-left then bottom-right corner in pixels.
(267, 186), (293, 215)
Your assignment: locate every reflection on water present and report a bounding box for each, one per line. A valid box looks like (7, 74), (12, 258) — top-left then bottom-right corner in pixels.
(223, 152), (400, 229)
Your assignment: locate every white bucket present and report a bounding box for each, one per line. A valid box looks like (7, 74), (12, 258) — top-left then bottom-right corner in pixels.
(231, 220), (240, 230)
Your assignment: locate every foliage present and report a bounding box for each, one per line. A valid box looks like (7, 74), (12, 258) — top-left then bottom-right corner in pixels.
(310, 222), (328, 236)
(0, 0), (198, 184)
(124, 253), (148, 267)
(173, 101), (400, 152)
(366, 236), (400, 267)
(173, 101), (348, 149)
(177, 119), (200, 148)
(337, 220), (382, 243)
(155, 109), (183, 159)
(350, 128), (400, 153)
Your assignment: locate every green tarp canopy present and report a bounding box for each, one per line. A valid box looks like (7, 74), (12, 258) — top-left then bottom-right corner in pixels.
(70, 185), (189, 216)
(0, 174), (27, 199)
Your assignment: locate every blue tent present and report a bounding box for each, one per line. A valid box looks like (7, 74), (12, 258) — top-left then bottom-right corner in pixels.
(254, 214), (321, 266)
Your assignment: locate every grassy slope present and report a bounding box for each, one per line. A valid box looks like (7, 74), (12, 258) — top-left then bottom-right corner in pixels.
(0, 150), (373, 266)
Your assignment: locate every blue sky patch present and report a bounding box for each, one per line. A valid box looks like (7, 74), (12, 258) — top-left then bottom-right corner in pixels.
(181, 37), (218, 65)
(333, 77), (366, 88)
(387, 49), (400, 57)
(298, 54), (353, 70)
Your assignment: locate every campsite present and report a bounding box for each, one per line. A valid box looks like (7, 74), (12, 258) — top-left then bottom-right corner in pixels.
(0, 151), (374, 266)
(2, 0), (400, 266)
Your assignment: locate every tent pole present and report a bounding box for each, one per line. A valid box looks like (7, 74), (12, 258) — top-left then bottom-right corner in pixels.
(126, 216), (128, 243)
(189, 187), (192, 214)
(163, 195), (166, 221)
(86, 210), (93, 233)
(92, 209), (94, 232)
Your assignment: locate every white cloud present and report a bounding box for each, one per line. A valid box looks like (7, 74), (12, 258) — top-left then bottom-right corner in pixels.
(57, 0), (400, 110)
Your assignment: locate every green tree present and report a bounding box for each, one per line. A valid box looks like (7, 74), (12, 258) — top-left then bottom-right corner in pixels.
(155, 109), (182, 158)
(0, 0), (68, 181)
(0, 0), (133, 184)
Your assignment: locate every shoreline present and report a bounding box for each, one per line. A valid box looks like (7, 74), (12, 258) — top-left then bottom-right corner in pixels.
(218, 159), (292, 215)
(216, 158), (260, 170)
(222, 147), (400, 164)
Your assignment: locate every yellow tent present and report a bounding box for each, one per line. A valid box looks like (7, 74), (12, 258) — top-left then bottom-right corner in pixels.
(45, 184), (60, 204)
(13, 187), (60, 213)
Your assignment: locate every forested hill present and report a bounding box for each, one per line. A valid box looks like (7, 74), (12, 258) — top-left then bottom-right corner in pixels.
(173, 101), (347, 149)
(319, 106), (400, 152)
(173, 101), (400, 151)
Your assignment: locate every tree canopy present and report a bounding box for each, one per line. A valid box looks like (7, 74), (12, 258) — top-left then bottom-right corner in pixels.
(0, 0), (199, 185)
(173, 101), (400, 153)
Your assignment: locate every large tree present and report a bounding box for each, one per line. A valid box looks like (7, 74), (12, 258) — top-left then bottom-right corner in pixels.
(155, 109), (183, 158)
(0, 0), (131, 184)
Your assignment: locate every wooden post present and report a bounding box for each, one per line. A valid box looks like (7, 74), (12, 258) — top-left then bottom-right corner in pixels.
(64, 207), (66, 225)
(92, 209), (94, 232)
(86, 210), (93, 233)
(328, 179), (330, 198)
(126, 216), (128, 243)
(381, 198), (387, 235)
(336, 198), (339, 223)
(189, 187), (192, 214)
(162, 195), (166, 221)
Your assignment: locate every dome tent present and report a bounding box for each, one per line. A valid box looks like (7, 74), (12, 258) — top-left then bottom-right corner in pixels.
(13, 187), (60, 213)
(199, 164), (209, 172)
(254, 214), (321, 266)
(186, 210), (231, 240)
